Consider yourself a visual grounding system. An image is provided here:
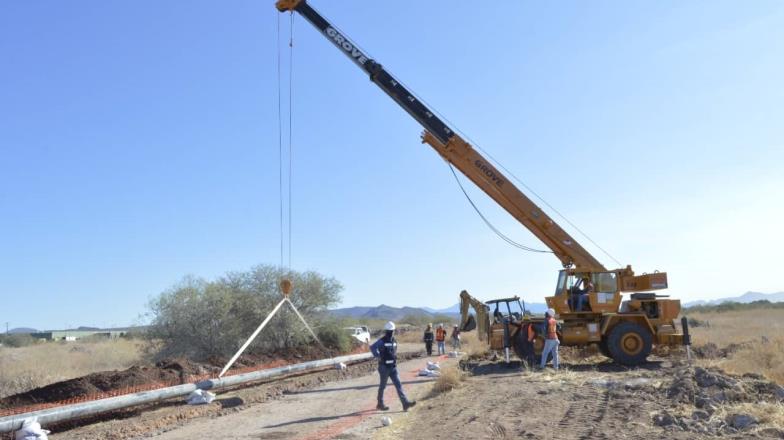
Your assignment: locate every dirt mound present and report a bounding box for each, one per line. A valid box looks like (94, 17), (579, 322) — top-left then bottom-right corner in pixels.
(0, 344), (357, 411)
(691, 342), (750, 359)
(0, 358), (218, 409)
(656, 366), (784, 436)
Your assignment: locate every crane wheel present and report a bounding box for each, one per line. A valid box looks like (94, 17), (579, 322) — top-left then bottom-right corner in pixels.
(607, 322), (652, 366)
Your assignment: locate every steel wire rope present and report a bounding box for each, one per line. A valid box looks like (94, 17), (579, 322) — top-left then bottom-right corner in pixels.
(304, 3), (614, 262)
(448, 163), (550, 253)
(277, 13), (296, 274)
(388, 73), (624, 267)
(276, 13), (284, 270)
(287, 12), (294, 271)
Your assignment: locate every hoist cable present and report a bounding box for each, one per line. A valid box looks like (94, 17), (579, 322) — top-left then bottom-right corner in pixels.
(390, 70), (623, 267)
(304, 1), (621, 266)
(467, 140), (624, 268)
(276, 14), (284, 270)
(287, 12), (294, 271)
(447, 163), (551, 254)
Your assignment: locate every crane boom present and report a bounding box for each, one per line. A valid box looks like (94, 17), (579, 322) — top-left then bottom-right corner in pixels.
(274, 2), (685, 367)
(276, 0), (605, 270)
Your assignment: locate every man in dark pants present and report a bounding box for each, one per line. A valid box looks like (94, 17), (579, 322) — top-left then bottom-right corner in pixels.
(423, 323), (434, 356)
(370, 321), (417, 411)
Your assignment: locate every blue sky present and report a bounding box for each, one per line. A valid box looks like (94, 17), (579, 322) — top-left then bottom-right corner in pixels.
(1, 1), (782, 330)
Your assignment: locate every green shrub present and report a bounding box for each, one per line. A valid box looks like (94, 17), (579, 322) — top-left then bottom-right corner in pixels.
(688, 317), (709, 328)
(684, 300), (784, 314)
(144, 264), (343, 362)
(0, 334), (36, 348)
(316, 320), (353, 353)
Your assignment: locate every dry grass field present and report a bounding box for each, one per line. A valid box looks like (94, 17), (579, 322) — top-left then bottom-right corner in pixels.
(1, 309), (779, 403)
(687, 308), (784, 384)
(0, 339), (144, 399)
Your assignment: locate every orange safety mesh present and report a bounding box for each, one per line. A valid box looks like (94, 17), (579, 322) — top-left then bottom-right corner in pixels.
(0, 345), (369, 418)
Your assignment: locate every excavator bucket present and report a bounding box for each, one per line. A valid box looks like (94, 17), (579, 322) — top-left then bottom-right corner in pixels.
(462, 314), (477, 332)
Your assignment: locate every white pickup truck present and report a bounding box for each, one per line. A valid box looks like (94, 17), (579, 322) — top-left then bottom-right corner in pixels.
(344, 326), (371, 344)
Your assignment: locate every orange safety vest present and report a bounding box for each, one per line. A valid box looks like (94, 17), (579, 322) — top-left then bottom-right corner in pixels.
(546, 317), (558, 340)
(435, 328), (446, 341)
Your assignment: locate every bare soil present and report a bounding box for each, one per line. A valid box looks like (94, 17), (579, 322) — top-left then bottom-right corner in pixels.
(379, 351), (784, 440)
(7, 342), (784, 439)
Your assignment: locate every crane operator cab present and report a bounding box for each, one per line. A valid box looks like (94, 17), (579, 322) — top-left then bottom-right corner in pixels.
(548, 270), (622, 315)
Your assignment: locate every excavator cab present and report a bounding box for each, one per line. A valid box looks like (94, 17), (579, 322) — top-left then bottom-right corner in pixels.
(486, 297), (526, 323)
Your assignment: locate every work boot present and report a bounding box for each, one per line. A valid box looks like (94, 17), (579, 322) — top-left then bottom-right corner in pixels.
(402, 400), (417, 411)
(376, 402), (389, 411)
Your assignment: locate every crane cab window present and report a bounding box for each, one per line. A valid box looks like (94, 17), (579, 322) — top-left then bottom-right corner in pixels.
(593, 272), (617, 294)
(555, 270), (568, 296)
(591, 272), (618, 305)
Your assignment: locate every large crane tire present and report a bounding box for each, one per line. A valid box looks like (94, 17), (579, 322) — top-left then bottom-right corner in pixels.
(607, 321), (653, 366)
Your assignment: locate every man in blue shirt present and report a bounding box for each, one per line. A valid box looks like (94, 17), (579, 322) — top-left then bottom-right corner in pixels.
(370, 321), (417, 411)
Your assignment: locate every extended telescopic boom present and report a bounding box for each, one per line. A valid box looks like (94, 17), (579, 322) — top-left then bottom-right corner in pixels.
(275, 0), (606, 271)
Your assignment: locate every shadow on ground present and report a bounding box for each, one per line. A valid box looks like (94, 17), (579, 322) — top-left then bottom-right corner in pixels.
(463, 358), (670, 376)
(283, 379), (433, 395)
(262, 409), (392, 429)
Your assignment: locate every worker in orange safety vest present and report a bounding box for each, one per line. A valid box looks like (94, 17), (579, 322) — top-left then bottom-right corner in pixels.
(435, 324), (447, 355)
(539, 308), (560, 370)
(521, 322), (536, 368)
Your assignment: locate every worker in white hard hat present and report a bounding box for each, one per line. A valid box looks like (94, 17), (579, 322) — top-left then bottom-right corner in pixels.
(450, 324), (461, 350)
(539, 309), (560, 370)
(370, 321), (417, 411)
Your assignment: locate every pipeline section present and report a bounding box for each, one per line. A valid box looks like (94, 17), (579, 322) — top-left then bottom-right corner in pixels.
(0, 352), (373, 433)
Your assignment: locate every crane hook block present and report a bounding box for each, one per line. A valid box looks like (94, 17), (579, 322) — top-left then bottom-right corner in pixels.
(280, 279), (293, 297)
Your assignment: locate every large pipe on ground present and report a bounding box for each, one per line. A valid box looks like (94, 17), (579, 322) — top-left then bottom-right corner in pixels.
(0, 352), (373, 434)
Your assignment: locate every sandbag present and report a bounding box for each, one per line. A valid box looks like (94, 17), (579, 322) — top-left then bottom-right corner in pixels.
(186, 389), (216, 405)
(15, 418), (50, 440)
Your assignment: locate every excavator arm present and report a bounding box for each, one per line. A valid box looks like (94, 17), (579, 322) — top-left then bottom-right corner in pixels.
(459, 290), (490, 344)
(275, 0), (605, 271)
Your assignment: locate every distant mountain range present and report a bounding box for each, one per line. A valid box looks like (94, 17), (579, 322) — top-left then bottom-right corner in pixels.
(330, 300), (549, 321)
(7, 327), (39, 334)
(8, 292), (781, 334)
(423, 302), (549, 315)
(5, 325), (146, 335)
(683, 291), (784, 308)
(331, 291), (784, 321)
(329, 304), (455, 321)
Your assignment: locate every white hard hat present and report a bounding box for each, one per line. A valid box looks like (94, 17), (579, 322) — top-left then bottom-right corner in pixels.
(384, 321), (396, 331)
(546, 308), (556, 317)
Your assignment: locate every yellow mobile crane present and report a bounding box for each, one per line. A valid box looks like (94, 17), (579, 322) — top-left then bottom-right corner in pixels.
(275, 0), (686, 365)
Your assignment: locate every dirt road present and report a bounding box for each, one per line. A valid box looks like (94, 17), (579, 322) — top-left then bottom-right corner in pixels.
(47, 345), (455, 440)
(44, 346), (784, 439)
(149, 355), (454, 440)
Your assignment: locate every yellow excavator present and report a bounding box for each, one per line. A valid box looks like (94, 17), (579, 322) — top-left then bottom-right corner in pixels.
(275, 0), (687, 365)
